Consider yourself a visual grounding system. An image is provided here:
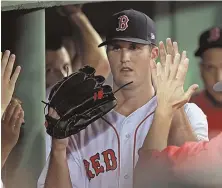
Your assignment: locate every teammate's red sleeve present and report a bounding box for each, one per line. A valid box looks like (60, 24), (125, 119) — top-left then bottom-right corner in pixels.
(159, 141), (209, 165)
(134, 148), (174, 188)
(137, 140), (208, 168)
(134, 133), (222, 188)
(134, 142), (208, 188)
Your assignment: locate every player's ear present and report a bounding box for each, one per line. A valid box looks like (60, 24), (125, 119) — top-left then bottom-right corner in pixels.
(150, 46), (159, 61)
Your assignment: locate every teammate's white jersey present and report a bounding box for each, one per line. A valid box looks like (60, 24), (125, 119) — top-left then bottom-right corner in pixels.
(38, 96), (208, 188)
(45, 86), (54, 160)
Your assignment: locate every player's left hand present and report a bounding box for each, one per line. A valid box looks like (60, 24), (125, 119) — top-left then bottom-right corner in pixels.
(2, 98), (24, 152)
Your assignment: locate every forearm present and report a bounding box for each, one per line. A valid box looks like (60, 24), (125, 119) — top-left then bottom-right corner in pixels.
(135, 107), (174, 188)
(1, 108), (5, 118)
(141, 107), (173, 151)
(44, 149), (72, 188)
(168, 107), (197, 146)
(1, 146), (12, 168)
(69, 13), (110, 78)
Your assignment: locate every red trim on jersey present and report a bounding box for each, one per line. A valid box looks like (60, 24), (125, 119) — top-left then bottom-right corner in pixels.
(102, 119), (121, 188)
(133, 111), (155, 168)
(102, 109), (155, 187)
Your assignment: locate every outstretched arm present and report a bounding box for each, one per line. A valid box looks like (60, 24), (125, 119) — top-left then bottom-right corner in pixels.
(159, 39), (199, 146)
(141, 50), (198, 152)
(60, 5), (110, 78)
(134, 43), (198, 188)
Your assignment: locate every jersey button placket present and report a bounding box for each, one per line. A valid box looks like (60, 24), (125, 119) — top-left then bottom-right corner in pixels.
(125, 133), (130, 139)
(124, 174), (129, 179)
(120, 117), (133, 187)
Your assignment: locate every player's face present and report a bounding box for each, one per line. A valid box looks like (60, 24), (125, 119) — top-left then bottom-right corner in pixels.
(107, 41), (157, 89)
(201, 48), (222, 103)
(46, 47), (73, 89)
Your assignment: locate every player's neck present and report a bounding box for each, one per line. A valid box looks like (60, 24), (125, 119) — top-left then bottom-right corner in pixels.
(114, 82), (155, 117)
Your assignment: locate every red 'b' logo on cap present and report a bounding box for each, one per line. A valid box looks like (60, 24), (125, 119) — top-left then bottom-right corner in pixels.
(208, 27), (220, 42)
(116, 15), (129, 31)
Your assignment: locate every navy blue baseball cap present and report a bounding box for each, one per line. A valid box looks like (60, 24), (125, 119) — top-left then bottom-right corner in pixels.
(98, 9), (156, 47)
(195, 27), (222, 57)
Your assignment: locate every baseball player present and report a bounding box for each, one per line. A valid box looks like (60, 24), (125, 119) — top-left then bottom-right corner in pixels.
(191, 27), (222, 139)
(134, 80), (222, 188)
(38, 9), (208, 188)
(45, 4), (110, 159)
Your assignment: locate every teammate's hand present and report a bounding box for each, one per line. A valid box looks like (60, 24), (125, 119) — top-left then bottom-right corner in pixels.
(1, 50), (21, 117)
(159, 38), (185, 67)
(150, 53), (198, 114)
(57, 4), (83, 17)
(2, 98), (24, 152)
(48, 108), (69, 151)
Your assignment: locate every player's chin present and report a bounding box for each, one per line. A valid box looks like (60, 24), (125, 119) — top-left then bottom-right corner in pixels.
(115, 77), (135, 88)
(210, 90), (222, 103)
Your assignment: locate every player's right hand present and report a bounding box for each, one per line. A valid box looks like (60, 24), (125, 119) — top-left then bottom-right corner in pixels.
(150, 52), (198, 115)
(48, 108), (69, 150)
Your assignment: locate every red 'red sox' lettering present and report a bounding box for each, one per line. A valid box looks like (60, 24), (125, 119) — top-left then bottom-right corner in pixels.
(102, 149), (117, 171)
(90, 153), (105, 176)
(83, 159), (95, 180)
(83, 149), (117, 180)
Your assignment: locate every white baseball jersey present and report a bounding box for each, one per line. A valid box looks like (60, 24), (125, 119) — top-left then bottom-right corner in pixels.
(38, 96), (208, 188)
